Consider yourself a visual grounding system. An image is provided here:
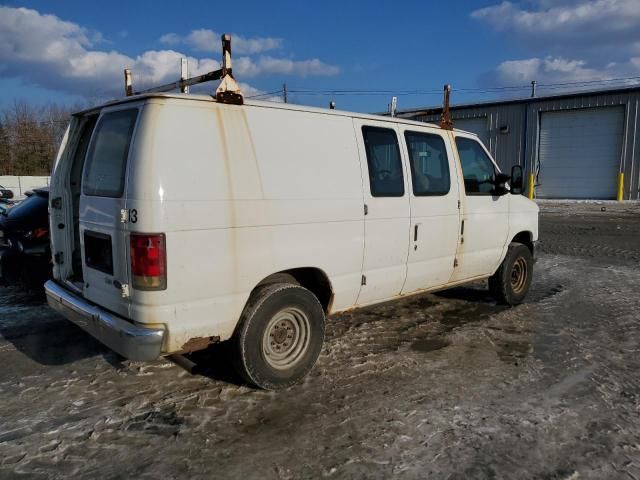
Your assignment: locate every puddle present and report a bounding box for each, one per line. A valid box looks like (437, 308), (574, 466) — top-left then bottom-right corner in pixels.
(495, 340), (532, 365)
(435, 285), (494, 303)
(439, 303), (507, 330)
(529, 284), (565, 303)
(407, 296), (438, 310)
(411, 337), (451, 353)
(544, 284), (564, 297)
(0, 288), (46, 311)
(486, 325), (530, 334)
(123, 407), (183, 437)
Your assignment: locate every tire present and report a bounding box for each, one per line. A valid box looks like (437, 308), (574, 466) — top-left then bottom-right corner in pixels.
(232, 283), (325, 390)
(489, 243), (533, 306)
(257, 272), (300, 287)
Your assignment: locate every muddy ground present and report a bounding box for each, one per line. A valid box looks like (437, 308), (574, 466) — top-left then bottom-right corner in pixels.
(1, 202), (639, 479)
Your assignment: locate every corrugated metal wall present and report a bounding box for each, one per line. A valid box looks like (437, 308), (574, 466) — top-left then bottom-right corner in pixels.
(405, 90), (640, 199)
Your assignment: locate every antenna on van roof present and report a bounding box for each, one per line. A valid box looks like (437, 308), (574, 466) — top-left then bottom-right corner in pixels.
(123, 33), (244, 105)
(440, 84), (453, 130)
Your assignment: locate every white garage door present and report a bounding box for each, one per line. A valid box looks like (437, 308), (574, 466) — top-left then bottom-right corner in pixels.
(454, 117), (489, 148)
(537, 107), (624, 199)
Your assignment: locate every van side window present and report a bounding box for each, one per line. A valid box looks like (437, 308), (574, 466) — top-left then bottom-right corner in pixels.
(404, 131), (450, 196)
(455, 137), (496, 195)
(362, 126), (404, 197)
(83, 109), (138, 198)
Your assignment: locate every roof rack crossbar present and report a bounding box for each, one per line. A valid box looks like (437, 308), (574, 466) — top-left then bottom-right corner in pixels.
(124, 33), (243, 105)
(129, 69), (226, 96)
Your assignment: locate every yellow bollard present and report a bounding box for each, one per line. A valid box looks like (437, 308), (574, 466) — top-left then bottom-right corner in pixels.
(617, 172), (624, 202)
(528, 173), (535, 200)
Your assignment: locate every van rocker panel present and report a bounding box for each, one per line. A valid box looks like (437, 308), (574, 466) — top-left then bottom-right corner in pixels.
(45, 280), (165, 361)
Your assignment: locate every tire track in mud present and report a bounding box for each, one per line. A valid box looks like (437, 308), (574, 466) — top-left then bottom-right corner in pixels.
(540, 206), (640, 265)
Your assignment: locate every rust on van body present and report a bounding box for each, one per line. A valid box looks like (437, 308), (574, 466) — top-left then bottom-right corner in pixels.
(214, 107), (240, 295)
(180, 335), (220, 353)
(239, 108), (264, 197)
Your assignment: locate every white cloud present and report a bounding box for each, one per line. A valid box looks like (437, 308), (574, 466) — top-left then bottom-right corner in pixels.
(494, 55), (640, 87)
(0, 6), (216, 97)
(473, 1), (640, 89)
(472, 0), (640, 39)
(0, 6), (91, 62)
(496, 57), (600, 84)
(234, 56), (340, 78)
(159, 28), (283, 55)
(0, 6), (339, 100)
(158, 32), (181, 45)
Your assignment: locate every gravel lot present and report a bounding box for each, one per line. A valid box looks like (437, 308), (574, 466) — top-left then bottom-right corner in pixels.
(1, 202), (639, 479)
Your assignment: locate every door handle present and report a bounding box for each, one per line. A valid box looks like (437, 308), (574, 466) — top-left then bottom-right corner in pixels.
(461, 220), (465, 235)
(414, 224), (419, 242)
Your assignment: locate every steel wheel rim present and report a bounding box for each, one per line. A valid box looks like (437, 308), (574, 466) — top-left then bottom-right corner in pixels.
(262, 307), (310, 370)
(510, 257), (528, 294)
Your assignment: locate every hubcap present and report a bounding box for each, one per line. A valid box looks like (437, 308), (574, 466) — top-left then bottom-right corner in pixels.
(262, 307), (311, 370)
(510, 256), (528, 294)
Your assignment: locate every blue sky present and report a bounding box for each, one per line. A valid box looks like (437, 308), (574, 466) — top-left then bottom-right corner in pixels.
(1, 0), (639, 112)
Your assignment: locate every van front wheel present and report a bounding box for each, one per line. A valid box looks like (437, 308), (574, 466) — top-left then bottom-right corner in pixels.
(489, 243), (533, 306)
(233, 283), (325, 390)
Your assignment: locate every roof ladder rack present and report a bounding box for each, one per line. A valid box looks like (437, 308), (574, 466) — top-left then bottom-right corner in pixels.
(440, 84), (453, 130)
(123, 33), (244, 105)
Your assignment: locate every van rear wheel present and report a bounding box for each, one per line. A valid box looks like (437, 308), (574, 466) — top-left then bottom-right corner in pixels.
(232, 283), (325, 390)
(489, 243), (533, 306)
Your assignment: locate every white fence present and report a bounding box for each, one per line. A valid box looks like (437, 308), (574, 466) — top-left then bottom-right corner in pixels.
(0, 176), (50, 199)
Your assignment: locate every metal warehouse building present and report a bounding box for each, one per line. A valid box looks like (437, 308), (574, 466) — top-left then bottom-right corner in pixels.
(396, 86), (640, 200)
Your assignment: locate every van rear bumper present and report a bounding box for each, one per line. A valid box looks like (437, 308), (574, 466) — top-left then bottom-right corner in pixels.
(45, 280), (165, 361)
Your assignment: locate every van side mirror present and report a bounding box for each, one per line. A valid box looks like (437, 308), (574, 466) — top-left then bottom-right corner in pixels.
(510, 165), (524, 195)
(492, 173), (510, 196)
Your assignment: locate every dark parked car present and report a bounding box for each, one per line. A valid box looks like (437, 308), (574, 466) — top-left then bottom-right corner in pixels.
(0, 184), (14, 200)
(0, 188), (51, 289)
(0, 198), (15, 216)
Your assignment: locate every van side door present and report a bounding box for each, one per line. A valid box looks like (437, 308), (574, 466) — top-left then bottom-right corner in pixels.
(449, 133), (510, 281)
(353, 120), (410, 304)
(398, 127), (461, 293)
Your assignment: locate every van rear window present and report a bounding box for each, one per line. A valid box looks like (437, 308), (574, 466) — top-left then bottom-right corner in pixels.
(83, 109), (138, 197)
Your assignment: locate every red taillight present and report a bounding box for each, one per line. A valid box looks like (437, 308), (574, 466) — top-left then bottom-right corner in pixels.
(130, 233), (166, 290)
(28, 227), (48, 240)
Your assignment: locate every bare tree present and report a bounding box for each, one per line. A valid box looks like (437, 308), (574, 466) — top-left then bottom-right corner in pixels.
(0, 101), (79, 176)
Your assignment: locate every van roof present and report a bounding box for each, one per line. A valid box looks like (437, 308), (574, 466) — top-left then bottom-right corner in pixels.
(74, 92), (461, 132)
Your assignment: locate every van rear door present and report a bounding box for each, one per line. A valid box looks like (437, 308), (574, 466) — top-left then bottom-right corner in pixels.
(49, 115), (97, 286)
(80, 107), (140, 317)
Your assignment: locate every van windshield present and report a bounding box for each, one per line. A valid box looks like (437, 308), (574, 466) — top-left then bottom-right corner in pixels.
(83, 109), (138, 198)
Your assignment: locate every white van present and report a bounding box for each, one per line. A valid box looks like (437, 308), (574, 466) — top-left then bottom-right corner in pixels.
(45, 93), (538, 389)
